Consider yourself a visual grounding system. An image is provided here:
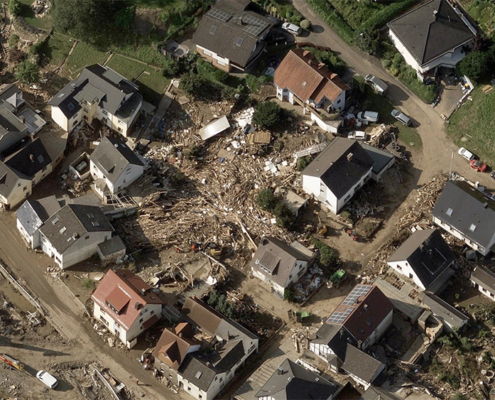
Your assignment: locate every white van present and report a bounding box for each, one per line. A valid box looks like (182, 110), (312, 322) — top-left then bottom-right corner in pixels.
(37, 370), (58, 389)
(364, 74), (388, 95)
(348, 131), (367, 141)
(282, 22), (302, 36)
(391, 109), (412, 126)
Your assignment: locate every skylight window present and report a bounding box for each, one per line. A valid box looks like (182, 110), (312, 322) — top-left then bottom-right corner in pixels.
(446, 208), (453, 216)
(59, 227), (67, 234)
(92, 221), (100, 227)
(87, 213), (95, 219)
(68, 103), (74, 110)
(236, 37), (244, 47)
(302, 81), (307, 87)
(210, 25), (217, 34)
(469, 224), (476, 232)
(52, 217), (59, 225)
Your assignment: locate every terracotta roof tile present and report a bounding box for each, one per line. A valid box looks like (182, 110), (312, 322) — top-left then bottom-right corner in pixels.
(152, 322), (199, 370)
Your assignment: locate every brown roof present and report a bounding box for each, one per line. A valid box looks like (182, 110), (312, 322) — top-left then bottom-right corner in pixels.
(274, 49), (349, 104)
(91, 269), (164, 331)
(182, 296), (223, 336)
(152, 322), (199, 370)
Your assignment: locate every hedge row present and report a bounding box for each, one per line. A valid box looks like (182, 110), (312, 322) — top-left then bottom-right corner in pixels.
(306, 0), (354, 44)
(360, 0), (416, 31)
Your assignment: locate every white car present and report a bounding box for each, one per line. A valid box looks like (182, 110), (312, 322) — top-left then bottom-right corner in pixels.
(391, 109), (412, 126)
(458, 147), (475, 161)
(281, 22), (302, 36)
(348, 131), (367, 141)
(37, 370), (58, 389)
(357, 111), (378, 123)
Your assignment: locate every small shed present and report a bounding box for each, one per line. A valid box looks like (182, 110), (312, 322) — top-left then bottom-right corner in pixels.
(97, 236), (126, 266)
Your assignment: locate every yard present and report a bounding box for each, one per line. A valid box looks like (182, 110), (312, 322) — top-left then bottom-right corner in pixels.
(17, 0), (52, 31)
(459, 0), (495, 37)
(41, 33), (73, 68)
(65, 41), (109, 75)
(446, 87), (495, 166)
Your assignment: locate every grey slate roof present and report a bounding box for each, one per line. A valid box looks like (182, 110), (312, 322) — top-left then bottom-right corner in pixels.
(361, 144), (395, 176)
(255, 358), (338, 400)
(250, 237), (310, 288)
(302, 138), (374, 199)
(0, 162), (26, 199)
(16, 196), (60, 236)
(48, 64), (142, 119)
(432, 180), (495, 251)
(90, 136), (144, 185)
(341, 344), (384, 384)
(39, 204), (113, 254)
(0, 103), (28, 137)
(388, 229), (455, 289)
(312, 323), (356, 362)
(193, 0), (273, 68)
(97, 236), (126, 257)
(0, 84), (25, 111)
(179, 355), (218, 392)
(388, 0), (476, 66)
(5, 138), (51, 178)
(471, 266), (495, 297)
(422, 293), (469, 329)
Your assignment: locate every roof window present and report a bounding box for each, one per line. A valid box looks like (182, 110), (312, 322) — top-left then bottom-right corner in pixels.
(469, 224), (476, 232)
(87, 213), (95, 218)
(68, 103), (74, 110)
(236, 37), (244, 47)
(52, 217), (59, 225)
(92, 221), (100, 227)
(59, 227), (66, 234)
(210, 25), (217, 34)
(302, 81), (307, 87)
(446, 208), (453, 216)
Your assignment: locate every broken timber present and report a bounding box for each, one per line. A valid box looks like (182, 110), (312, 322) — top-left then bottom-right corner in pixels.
(294, 142), (328, 158)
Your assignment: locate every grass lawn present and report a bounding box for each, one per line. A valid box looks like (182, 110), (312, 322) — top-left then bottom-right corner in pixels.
(459, 0), (495, 37)
(41, 33), (73, 67)
(106, 55), (169, 105)
(65, 42), (108, 74)
(328, 0), (386, 30)
(17, 0), (52, 30)
(446, 87), (495, 165)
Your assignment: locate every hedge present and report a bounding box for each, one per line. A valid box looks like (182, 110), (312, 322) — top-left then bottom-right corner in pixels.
(360, 0), (416, 31)
(306, 0), (354, 44)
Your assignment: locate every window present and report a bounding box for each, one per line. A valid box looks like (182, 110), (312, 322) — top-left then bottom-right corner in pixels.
(139, 318), (143, 323)
(236, 37), (243, 47)
(469, 224), (476, 232)
(199, 395), (202, 399)
(150, 310), (155, 315)
(188, 387), (191, 392)
(118, 127), (122, 132)
(397, 265), (402, 271)
(23, 186), (27, 192)
(83, 108), (88, 113)
(446, 208), (453, 216)
(209, 25), (217, 35)
(217, 59), (226, 66)
(102, 110), (108, 116)
(140, 326), (143, 330)
(336, 99), (341, 104)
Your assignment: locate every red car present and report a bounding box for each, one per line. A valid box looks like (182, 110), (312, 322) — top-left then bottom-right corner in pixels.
(470, 159), (487, 172)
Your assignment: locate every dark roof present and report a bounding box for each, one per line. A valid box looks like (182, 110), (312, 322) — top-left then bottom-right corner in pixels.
(5, 138), (51, 178)
(432, 180), (495, 251)
(98, 236), (126, 257)
(90, 136), (144, 185)
(193, 0), (273, 68)
(471, 266), (495, 297)
(422, 293), (469, 329)
(302, 138), (374, 199)
(361, 144), (395, 175)
(388, 229), (455, 289)
(341, 345), (384, 384)
(179, 355), (218, 392)
(0, 84), (24, 110)
(313, 324), (356, 362)
(39, 204), (114, 254)
(48, 64), (142, 119)
(255, 359), (338, 400)
(214, 339), (245, 371)
(0, 103), (28, 137)
(250, 237), (310, 287)
(16, 196), (61, 236)
(388, 0), (476, 66)
(334, 382), (362, 400)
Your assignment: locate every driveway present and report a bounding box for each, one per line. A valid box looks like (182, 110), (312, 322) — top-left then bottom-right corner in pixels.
(292, 0), (495, 189)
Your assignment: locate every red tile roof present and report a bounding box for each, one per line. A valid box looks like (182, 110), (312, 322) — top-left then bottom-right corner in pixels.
(91, 269), (164, 331)
(274, 49), (349, 104)
(152, 322), (199, 370)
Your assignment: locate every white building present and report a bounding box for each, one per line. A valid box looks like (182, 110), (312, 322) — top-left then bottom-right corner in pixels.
(387, 229), (455, 293)
(91, 269), (164, 348)
(471, 266), (495, 301)
(47, 65), (143, 137)
(274, 49), (349, 113)
(39, 204), (115, 269)
(302, 138), (374, 214)
(250, 237), (313, 297)
(388, 0), (476, 79)
(90, 136), (145, 197)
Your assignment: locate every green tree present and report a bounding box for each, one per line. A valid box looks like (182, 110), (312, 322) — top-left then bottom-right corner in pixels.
(284, 288), (295, 302)
(180, 71), (207, 96)
(256, 189), (276, 211)
(300, 19), (312, 30)
(457, 51), (491, 83)
(162, 57), (180, 78)
(253, 101), (281, 129)
(16, 60), (39, 84)
(8, 0), (23, 17)
(273, 202), (294, 229)
(296, 156), (311, 171)
(311, 238), (337, 268)
(356, 28), (381, 55)
(115, 5), (136, 29)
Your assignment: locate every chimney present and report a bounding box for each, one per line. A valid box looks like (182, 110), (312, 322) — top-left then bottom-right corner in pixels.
(277, 367), (285, 375)
(363, 304), (369, 311)
(433, 10), (438, 18)
(483, 202), (488, 208)
(358, 340), (363, 349)
(347, 153), (353, 161)
(29, 154), (34, 162)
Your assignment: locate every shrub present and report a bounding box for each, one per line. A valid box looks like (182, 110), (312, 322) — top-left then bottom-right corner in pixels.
(284, 288), (295, 302)
(273, 202), (294, 229)
(8, 0), (23, 17)
(180, 71), (207, 96)
(360, 0), (416, 31)
(311, 238), (337, 268)
(257, 188), (277, 211)
(296, 156), (311, 171)
(356, 27), (380, 55)
(16, 60), (39, 84)
(306, 0), (354, 44)
(300, 19), (312, 30)
(457, 51), (491, 83)
(253, 101), (281, 129)
(8, 34), (19, 49)
(81, 278), (95, 290)
(381, 59), (391, 68)
(162, 57), (180, 78)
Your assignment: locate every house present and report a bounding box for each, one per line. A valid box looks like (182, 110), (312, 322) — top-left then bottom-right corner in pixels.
(39, 204), (115, 269)
(193, 0), (273, 72)
(432, 180), (495, 256)
(387, 229), (455, 292)
(250, 237), (312, 297)
(154, 296), (258, 400)
(341, 344), (385, 390)
(274, 49), (349, 112)
(48, 64), (143, 136)
(421, 292), (469, 331)
(16, 196), (61, 249)
(91, 269), (164, 348)
(360, 144), (395, 182)
(97, 236), (126, 266)
(255, 358), (339, 400)
(310, 285), (393, 370)
(388, 0), (476, 78)
(302, 138), (375, 214)
(471, 265), (495, 301)
(90, 136), (145, 197)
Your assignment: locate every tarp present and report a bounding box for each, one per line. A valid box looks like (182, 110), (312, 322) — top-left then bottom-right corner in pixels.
(199, 116), (230, 140)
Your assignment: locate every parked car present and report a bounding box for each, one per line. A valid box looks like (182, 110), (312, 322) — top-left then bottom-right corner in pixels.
(348, 131), (367, 140)
(36, 370), (58, 389)
(364, 74), (388, 95)
(470, 159), (487, 172)
(391, 109), (412, 126)
(357, 111), (379, 123)
(281, 22), (302, 36)
(458, 147), (476, 161)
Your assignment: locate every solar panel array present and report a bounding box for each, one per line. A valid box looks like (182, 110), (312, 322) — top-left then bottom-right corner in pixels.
(208, 8), (231, 22)
(242, 14), (269, 36)
(327, 306), (355, 324)
(342, 285), (372, 306)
